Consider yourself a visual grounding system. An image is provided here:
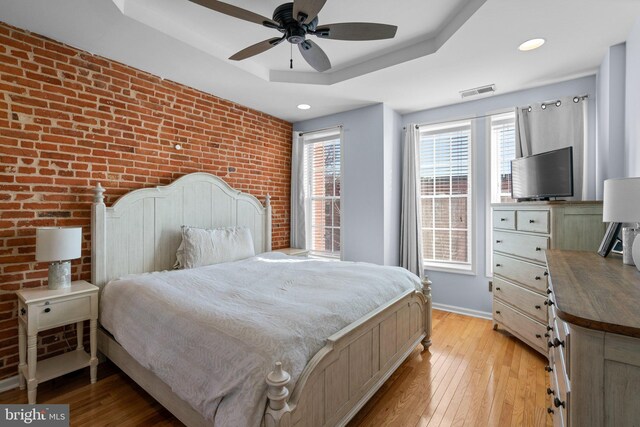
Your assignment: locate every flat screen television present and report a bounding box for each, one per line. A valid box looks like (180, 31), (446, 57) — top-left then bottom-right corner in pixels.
(511, 146), (574, 201)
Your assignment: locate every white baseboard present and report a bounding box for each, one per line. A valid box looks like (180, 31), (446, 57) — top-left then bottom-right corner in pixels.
(0, 375), (19, 393)
(432, 302), (492, 320)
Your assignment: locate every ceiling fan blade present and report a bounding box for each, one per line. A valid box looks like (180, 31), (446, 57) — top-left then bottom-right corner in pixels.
(229, 37), (285, 61)
(293, 0), (327, 23)
(188, 0), (278, 27)
(314, 23), (397, 41)
(298, 40), (331, 72)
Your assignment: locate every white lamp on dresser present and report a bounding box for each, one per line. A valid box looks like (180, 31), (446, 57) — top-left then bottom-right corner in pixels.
(603, 177), (640, 270)
(35, 227), (82, 289)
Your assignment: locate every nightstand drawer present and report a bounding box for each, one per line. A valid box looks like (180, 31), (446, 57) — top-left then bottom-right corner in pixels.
(494, 231), (549, 263)
(36, 296), (91, 330)
(494, 277), (548, 323)
(494, 253), (548, 293)
(517, 210), (550, 233)
(493, 210), (516, 230)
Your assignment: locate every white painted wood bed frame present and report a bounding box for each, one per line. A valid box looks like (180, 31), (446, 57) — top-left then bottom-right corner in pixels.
(91, 172), (432, 427)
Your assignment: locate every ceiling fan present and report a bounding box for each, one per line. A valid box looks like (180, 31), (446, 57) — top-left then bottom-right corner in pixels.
(188, 0), (398, 72)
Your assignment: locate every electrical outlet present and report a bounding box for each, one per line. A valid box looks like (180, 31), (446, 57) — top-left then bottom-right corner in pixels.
(488, 281), (493, 292)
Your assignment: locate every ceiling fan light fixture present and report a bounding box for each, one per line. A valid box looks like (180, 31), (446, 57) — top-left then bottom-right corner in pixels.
(518, 38), (545, 52)
(297, 104), (311, 110)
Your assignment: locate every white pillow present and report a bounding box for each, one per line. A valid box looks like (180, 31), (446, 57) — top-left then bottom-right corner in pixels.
(176, 226), (255, 269)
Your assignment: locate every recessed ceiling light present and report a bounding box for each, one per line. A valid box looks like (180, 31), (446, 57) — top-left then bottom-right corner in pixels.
(518, 38), (545, 52)
(297, 104), (311, 110)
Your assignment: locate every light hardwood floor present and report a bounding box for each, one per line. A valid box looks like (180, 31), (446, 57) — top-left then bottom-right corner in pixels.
(0, 310), (552, 426)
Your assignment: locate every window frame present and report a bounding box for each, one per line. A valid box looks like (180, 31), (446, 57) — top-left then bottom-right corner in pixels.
(418, 119), (476, 275)
(301, 128), (343, 259)
(485, 110), (517, 278)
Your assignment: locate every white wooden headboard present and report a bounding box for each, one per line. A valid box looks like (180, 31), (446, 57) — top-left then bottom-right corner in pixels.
(91, 173), (272, 288)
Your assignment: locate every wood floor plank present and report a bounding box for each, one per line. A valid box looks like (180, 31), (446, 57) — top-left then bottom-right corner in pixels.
(0, 310), (554, 427)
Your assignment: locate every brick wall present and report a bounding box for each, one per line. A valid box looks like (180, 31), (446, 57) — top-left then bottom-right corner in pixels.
(0, 22), (292, 380)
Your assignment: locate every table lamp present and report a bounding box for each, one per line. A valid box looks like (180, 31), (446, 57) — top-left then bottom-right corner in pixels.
(603, 177), (640, 271)
(36, 227), (82, 289)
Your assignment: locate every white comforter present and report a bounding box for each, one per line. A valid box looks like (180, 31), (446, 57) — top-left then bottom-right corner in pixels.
(100, 252), (421, 426)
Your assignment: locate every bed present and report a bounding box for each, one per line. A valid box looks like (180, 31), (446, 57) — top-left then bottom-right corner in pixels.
(91, 172), (432, 427)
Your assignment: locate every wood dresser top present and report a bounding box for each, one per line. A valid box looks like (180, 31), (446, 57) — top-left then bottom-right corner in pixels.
(546, 250), (640, 338)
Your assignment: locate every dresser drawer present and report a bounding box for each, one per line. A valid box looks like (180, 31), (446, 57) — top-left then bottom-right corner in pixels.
(550, 342), (570, 427)
(554, 317), (570, 380)
(494, 231), (549, 263)
(494, 277), (548, 323)
(493, 210), (516, 230)
(493, 299), (547, 354)
(493, 253), (549, 293)
(517, 210), (550, 233)
(549, 367), (568, 427)
(36, 295), (91, 330)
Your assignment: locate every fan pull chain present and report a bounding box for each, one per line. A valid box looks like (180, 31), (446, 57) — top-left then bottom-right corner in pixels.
(290, 43), (293, 69)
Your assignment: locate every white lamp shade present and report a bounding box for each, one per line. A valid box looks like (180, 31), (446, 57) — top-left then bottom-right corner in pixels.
(603, 178), (640, 223)
(36, 227), (82, 262)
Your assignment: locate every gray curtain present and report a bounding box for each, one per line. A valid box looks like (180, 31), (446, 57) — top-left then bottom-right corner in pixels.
(400, 124), (423, 278)
(515, 96), (588, 200)
(290, 132), (306, 249)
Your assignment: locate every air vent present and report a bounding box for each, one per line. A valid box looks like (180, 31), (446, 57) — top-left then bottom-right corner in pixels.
(460, 84), (496, 99)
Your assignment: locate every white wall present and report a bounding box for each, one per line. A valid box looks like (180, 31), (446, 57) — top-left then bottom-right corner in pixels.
(383, 106), (402, 266)
(625, 18), (640, 177)
(403, 76), (597, 315)
(596, 43), (626, 198)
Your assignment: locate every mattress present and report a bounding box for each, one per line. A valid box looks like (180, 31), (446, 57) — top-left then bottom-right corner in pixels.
(100, 252), (421, 426)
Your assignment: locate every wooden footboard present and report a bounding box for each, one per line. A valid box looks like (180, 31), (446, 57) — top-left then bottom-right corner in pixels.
(265, 279), (432, 427)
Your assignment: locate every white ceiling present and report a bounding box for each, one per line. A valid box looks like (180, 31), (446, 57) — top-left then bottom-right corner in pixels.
(1, 0), (640, 122)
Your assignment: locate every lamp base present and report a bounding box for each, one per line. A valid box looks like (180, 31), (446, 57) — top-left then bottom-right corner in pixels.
(633, 237), (640, 272)
(48, 261), (71, 290)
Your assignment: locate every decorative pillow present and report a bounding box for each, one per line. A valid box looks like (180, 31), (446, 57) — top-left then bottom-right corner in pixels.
(175, 225), (255, 269)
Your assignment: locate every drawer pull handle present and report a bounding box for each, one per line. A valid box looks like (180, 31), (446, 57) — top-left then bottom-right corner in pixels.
(535, 334), (542, 338)
(544, 365), (553, 372)
(544, 299), (555, 306)
(547, 388), (555, 396)
(20, 308), (26, 316)
(495, 263), (502, 267)
(547, 407), (555, 414)
(553, 338), (565, 348)
(496, 240), (502, 243)
(547, 325), (553, 331)
(500, 218), (507, 222)
(535, 276), (541, 280)
(44, 308), (51, 313)
(553, 397), (566, 408)
(535, 247), (542, 251)
(529, 219), (535, 223)
(535, 305), (541, 310)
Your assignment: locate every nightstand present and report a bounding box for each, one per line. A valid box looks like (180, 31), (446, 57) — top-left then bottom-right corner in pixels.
(273, 247), (310, 257)
(16, 280), (99, 404)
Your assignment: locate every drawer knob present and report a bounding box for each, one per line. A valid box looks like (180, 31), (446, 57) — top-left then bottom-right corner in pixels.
(553, 397), (566, 408)
(535, 276), (541, 280)
(544, 299), (555, 306)
(544, 332), (550, 338)
(20, 308), (26, 316)
(547, 387), (555, 396)
(500, 218), (507, 222)
(547, 407), (555, 414)
(547, 325), (553, 331)
(44, 308), (51, 313)
(495, 263), (502, 267)
(553, 338), (565, 348)
(544, 365), (553, 372)
(496, 310), (501, 315)
(496, 240), (502, 243)
(496, 287), (501, 291)
(529, 219), (535, 223)
(548, 341), (554, 348)
(535, 247), (542, 251)
(535, 334), (542, 338)
(546, 289), (552, 295)
(535, 305), (541, 310)
(544, 271), (549, 276)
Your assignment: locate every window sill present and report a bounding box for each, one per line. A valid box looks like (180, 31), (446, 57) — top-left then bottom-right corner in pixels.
(423, 262), (476, 276)
(309, 252), (340, 260)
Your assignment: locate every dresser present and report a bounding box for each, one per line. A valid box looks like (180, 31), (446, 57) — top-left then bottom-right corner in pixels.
(545, 250), (640, 427)
(491, 202), (604, 356)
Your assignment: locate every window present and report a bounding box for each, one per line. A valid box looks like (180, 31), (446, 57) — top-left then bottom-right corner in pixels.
(302, 129), (341, 257)
(419, 121), (472, 271)
(490, 113), (516, 203)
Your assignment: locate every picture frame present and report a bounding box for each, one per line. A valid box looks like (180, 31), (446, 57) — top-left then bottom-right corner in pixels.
(598, 222), (622, 257)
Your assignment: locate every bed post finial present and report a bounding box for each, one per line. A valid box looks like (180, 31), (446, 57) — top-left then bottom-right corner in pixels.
(421, 275), (433, 350)
(94, 183), (105, 204)
(265, 362), (292, 427)
(265, 194), (271, 207)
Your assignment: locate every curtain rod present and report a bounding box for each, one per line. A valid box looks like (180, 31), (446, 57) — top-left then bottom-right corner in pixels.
(403, 93), (589, 130)
(298, 124), (343, 137)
